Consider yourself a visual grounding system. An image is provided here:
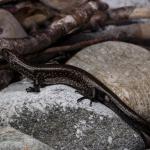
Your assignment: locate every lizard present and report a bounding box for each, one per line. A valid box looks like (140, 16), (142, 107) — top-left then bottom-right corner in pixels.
(1, 48), (150, 148)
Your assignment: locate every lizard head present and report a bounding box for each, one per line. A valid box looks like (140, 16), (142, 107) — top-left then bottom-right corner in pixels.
(1, 49), (18, 64)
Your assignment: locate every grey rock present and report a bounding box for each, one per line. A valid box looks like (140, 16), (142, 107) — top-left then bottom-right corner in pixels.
(67, 41), (150, 122)
(0, 80), (145, 150)
(0, 9), (27, 38)
(0, 126), (53, 150)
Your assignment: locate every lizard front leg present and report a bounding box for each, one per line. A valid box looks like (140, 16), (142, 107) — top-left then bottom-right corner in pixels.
(26, 78), (40, 92)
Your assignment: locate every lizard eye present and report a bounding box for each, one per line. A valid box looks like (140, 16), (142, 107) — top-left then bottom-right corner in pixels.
(1, 49), (10, 60)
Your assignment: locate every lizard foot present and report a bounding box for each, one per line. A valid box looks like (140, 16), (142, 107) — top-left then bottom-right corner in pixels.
(75, 90), (81, 94)
(77, 97), (93, 107)
(26, 87), (40, 92)
(77, 97), (86, 103)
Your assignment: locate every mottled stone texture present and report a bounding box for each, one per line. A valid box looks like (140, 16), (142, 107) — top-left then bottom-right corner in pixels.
(0, 81), (145, 150)
(0, 126), (53, 150)
(10, 104), (145, 150)
(67, 41), (150, 122)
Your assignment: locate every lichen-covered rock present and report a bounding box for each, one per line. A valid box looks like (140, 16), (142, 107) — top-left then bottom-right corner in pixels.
(0, 80), (145, 149)
(0, 126), (53, 150)
(67, 41), (150, 122)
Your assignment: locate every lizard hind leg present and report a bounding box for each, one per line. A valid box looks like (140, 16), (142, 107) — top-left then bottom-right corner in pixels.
(90, 87), (97, 106)
(77, 96), (87, 103)
(90, 87), (107, 106)
(77, 87), (97, 106)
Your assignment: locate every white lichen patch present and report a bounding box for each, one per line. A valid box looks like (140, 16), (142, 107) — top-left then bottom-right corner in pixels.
(108, 136), (113, 144)
(76, 129), (84, 139)
(74, 120), (92, 139)
(99, 116), (104, 120)
(133, 134), (138, 138)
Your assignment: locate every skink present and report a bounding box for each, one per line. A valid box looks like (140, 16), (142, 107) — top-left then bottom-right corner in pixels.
(1, 48), (150, 147)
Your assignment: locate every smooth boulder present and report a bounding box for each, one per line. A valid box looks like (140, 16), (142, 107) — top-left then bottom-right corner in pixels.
(67, 41), (150, 122)
(0, 126), (54, 150)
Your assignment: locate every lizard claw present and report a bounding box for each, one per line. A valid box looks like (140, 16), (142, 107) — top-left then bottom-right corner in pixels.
(77, 97), (86, 103)
(26, 87), (34, 92)
(75, 90), (80, 94)
(26, 87), (40, 92)
(77, 97), (93, 107)
(90, 100), (93, 106)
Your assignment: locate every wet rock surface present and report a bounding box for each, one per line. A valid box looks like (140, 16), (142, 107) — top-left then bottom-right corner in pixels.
(0, 126), (53, 150)
(0, 80), (145, 150)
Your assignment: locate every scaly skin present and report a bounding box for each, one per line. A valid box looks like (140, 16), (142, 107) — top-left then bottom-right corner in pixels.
(1, 48), (150, 148)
